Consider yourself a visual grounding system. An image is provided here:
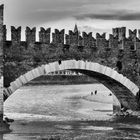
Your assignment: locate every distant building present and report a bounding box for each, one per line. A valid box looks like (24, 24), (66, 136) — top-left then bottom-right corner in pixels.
(48, 70), (82, 75)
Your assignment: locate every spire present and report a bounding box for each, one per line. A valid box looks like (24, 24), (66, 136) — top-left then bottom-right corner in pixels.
(74, 24), (78, 33)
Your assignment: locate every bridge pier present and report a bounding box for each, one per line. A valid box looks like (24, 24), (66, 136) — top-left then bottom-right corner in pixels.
(0, 86), (4, 131)
(0, 91), (10, 133)
(113, 94), (121, 113)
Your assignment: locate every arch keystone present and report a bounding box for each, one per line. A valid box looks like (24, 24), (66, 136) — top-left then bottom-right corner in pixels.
(92, 63), (100, 72)
(85, 61), (91, 70)
(38, 65), (45, 75)
(79, 60), (86, 69)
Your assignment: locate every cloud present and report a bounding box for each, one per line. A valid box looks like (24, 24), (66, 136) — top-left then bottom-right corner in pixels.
(75, 10), (140, 21)
(4, 0), (140, 27)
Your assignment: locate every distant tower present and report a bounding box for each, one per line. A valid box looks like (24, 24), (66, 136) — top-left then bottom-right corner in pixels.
(74, 24), (80, 36)
(74, 24), (78, 33)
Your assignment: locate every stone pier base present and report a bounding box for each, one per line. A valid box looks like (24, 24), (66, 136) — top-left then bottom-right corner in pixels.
(0, 122), (10, 133)
(0, 114), (11, 133)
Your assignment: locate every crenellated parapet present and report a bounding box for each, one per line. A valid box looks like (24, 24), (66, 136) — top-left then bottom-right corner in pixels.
(69, 30), (79, 45)
(39, 27), (51, 44)
(26, 27), (36, 45)
(112, 28), (119, 38)
(0, 4), (3, 22)
(11, 26), (21, 45)
(52, 29), (65, 44)
(96, 33), (108, 51)
(82, 32), (96, 48)
(128, 29), (137, 41)
(113, 27), (126, 41)
(109, 34), (118, 49)
(3, 25), (6, 42)
(2, 25), (140, 56)
(78, 35), (84, 46)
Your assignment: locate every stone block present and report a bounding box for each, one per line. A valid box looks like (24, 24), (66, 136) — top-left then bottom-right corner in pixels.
(132, 86), (139, 95)
(119, 75), (126, 84)
(64, 60), (74, 69)
(98, 65), (107, 75)
(13, 80), (21, 89)
(31, 68), (41, 78)
(19, 75), (27, 84)
(79, 60), (86, 70)
(120, 76), (128, 85)
(85, 61), (89, 70)
(104, 67), (112, 77)
(38, 65), (45, 75)
(45, 64), (52, 74)
(15, 78), (22, 87)
(8, 86), (15, 93)
(24, 71), (34, 82)
(3, 88), (11, 97)
(49, 62), (58, 72)
(114, 73), (124, 83)
(110, 70), (118, 80)
(10, 82), (18, 92)
(92, 63), (100, 72)
(59, 61), (65, 71)
(34, 68), (41, 77)
(54, 62), (61, 71)
(124, 79), (134, 93)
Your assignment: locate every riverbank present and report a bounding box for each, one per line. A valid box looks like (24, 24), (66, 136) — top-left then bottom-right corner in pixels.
(3, 117), (140, 140)
(26, 75), (99, 85)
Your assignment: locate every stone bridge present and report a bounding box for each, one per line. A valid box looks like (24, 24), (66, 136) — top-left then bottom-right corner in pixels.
(3, 60), (140, 112)
(0, 4), (140, 125)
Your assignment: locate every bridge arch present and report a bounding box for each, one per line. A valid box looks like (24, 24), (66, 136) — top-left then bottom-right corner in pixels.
(3, 60), (140, 110)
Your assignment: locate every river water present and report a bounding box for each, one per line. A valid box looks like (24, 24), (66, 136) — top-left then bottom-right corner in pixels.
(2, 84), (140, 140)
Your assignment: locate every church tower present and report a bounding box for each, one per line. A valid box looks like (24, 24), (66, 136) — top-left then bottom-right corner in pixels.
(74, 24), (78, 33)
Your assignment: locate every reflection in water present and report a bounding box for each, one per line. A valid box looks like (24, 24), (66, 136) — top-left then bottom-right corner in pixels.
(2, 84), (140, 140)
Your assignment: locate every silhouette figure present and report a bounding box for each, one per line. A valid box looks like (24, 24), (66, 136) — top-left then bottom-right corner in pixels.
(58, 60), (61, 65)
(95, 90), (97, 95)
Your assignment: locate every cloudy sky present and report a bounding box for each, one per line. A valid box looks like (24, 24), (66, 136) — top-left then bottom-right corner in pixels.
(1, 0), (140, 40)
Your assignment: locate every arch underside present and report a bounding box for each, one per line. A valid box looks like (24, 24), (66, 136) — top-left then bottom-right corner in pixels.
(70, 69), (138, 110)
(3, 60), (139, 111)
